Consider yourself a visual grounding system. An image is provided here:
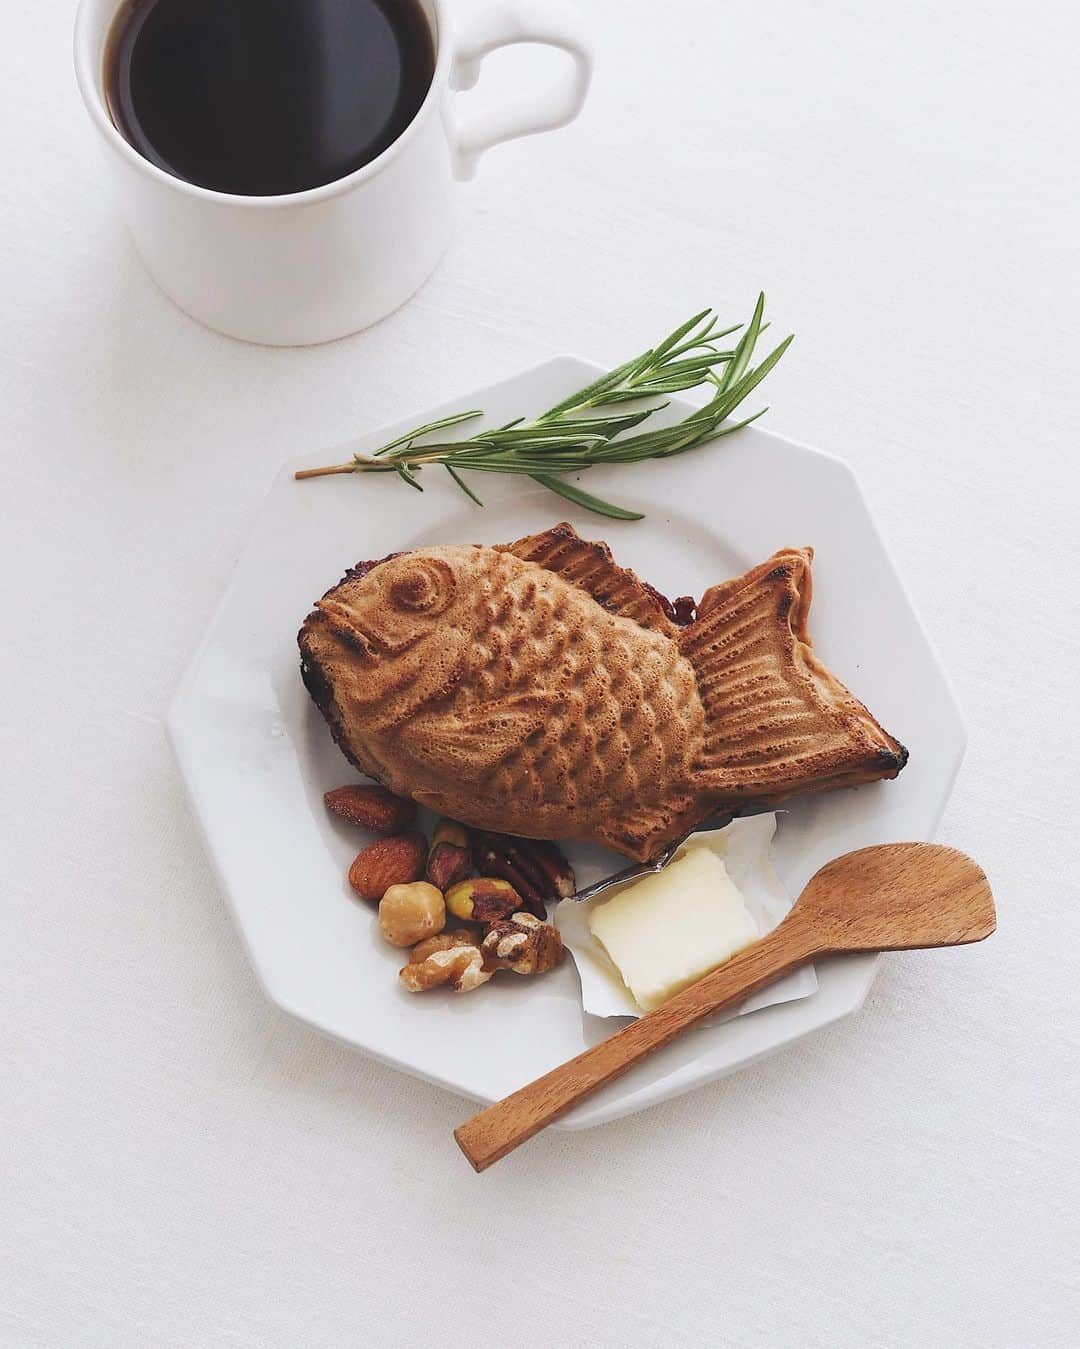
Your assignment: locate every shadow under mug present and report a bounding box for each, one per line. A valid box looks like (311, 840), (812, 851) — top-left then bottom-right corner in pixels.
(73, 0), (593, 345)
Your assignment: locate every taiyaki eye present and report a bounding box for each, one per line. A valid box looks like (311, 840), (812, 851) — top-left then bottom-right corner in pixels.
(389, 557), (456, 616)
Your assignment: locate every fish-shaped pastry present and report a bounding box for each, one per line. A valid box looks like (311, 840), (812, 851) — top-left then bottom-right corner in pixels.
(299, 524), (907, 861)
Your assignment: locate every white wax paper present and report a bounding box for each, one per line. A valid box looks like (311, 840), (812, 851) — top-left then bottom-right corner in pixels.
(554, 814), (817, 1020)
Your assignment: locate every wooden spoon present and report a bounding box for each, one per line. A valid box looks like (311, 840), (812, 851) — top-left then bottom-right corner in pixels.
(454, 842), (994, 1171)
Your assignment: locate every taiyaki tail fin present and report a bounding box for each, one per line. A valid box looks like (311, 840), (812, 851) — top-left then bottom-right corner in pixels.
(679, 548), (908, 809)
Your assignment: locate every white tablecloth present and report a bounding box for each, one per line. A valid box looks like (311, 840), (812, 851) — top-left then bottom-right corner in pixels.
(2, 1), (1076, 1345)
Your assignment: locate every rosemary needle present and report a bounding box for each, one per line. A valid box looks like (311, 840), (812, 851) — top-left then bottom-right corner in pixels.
(294, 295), (793, 521)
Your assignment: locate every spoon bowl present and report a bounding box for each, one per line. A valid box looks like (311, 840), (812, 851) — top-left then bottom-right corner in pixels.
(794, 842), (996, 953)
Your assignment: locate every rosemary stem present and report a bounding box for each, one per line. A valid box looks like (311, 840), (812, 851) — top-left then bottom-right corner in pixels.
(293, 464), (357, 479)
(294, 459), (395, 479)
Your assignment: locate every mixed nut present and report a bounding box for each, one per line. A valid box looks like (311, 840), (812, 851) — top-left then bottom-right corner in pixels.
(325, 784), (572, 995)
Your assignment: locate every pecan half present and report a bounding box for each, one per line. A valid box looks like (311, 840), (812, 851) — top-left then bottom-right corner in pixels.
(475, 834), (575, 916)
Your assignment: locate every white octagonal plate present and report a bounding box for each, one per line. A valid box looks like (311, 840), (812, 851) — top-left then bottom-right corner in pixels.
(167, 357), (965, 1130)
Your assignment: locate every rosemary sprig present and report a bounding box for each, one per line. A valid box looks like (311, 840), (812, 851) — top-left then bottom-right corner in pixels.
(295, 295), (792, 520)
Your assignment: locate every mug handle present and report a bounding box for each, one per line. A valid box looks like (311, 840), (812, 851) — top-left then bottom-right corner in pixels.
(448, 0), (594, 180)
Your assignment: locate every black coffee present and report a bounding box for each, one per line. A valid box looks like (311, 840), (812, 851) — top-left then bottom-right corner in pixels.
(105, 0), (435, 196)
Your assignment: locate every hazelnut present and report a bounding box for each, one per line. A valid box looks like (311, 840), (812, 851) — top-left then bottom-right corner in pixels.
(445, 876), (522, 924)
(378, 881), (445, 948)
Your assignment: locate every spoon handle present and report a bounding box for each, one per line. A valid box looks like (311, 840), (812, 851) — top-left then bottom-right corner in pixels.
(454, 913), (818, 1171)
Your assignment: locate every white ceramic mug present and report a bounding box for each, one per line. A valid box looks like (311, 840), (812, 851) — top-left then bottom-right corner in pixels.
(74, 0), (593, 345)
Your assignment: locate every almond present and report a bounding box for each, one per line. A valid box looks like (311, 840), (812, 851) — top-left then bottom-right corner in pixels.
(325, 784), (416, 833)
(348, 832), (427, 902)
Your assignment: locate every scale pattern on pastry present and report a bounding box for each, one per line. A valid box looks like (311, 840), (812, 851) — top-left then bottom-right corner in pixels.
(299, 526), (907, 860)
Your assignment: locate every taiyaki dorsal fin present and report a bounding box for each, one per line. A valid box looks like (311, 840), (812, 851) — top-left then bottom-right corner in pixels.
(680, 549), (908, 807)
(498, 523), (679, 635)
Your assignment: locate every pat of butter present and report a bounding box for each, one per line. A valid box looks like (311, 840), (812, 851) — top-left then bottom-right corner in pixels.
(587, 847), (759, 1012)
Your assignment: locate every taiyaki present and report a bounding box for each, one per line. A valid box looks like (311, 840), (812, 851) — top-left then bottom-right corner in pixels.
(298, 525), (907, 861)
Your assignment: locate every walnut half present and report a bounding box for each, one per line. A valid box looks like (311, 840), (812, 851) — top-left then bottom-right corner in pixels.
(481, 913), (564, 975)
(400, 932), (491, 994)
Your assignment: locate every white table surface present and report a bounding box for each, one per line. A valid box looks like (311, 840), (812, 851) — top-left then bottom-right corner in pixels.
(2, 1), (1077, 1345)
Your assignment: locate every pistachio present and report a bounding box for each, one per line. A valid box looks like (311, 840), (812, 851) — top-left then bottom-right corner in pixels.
(444, 876), (522, 924)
